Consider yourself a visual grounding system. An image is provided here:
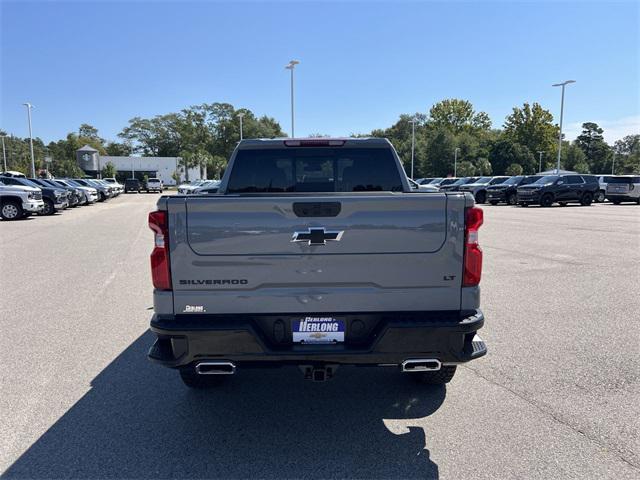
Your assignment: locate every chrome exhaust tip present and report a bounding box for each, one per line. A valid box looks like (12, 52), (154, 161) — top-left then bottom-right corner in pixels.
(195, 361), (236, 375)
(401, 359), (441, 372)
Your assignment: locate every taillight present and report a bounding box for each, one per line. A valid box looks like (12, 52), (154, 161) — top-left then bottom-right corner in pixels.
(462, 206), (483, 287)
(148, 211), (172, 290)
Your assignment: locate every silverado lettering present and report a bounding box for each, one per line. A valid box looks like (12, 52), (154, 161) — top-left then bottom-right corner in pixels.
(179, 279), (249, 285)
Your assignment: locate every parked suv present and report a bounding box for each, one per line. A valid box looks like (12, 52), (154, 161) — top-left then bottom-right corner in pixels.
(458, 176), (509, 203)
(517, 174), (599, 207)
(487, 175), (542, 205)
(37, 179), (82, 207)
(605, 175), (640, 204)
(125, 178), (142, 193)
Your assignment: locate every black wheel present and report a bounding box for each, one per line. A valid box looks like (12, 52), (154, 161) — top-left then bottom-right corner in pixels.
(489, 200), (498, 205)
(475, 190), (486, 204)
(559, 202), (567, 207)
(411, 366), (457, 385)
(1, 200), (23, 220)
(507, 193), (517, 205)
(612, 200), (621, 205)
(179, 366), (226, 389)
(42, 198), (55, 215)
(595, 190), (605, 203)
(519, 202), (528, 207)
(540, 193), (554, 207)
(580, 192), (593, 206)
(99, 192), (106, 202)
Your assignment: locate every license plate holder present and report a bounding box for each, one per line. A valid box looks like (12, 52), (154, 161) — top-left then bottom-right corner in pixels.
(292, 317), (345, 344)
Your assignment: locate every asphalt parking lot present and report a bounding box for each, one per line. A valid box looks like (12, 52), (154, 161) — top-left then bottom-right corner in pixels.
(1, 194), (638, 479)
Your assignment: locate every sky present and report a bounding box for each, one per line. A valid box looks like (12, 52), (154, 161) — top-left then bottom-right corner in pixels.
(1, 0), (638, 145)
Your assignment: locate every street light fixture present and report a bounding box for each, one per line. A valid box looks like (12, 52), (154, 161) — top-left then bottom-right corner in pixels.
(23, 102), (36, 177)
(285, 60), (300, 138)
(538, 151), (545, 173)
(454, 147), (460, 177)
(409, 118), (417, 179)
(238, 112), (245, 141)
(552, 80), (576, 173)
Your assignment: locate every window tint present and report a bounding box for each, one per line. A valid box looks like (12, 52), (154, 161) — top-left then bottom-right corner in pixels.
(582, 175), (598, 184)
(565, 175), (584, 184)
(607, 176), (635, 184)
(521, 176), (541, 185)
(226, 147), (403, 193)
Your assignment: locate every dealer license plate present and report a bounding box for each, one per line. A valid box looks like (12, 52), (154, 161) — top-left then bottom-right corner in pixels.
(292, 317), (345, 344)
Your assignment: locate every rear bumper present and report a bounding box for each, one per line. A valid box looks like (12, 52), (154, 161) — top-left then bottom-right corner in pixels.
(148, 309), (487, 369)
(606, 194), (637, 202)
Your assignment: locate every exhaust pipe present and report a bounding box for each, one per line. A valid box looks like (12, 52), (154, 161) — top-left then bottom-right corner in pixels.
(195, 361), (236, 375)
(401, 359), (441, 372)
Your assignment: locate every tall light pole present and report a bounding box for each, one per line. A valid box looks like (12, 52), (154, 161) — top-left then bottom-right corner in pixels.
(538, 151), (545, 173)
(611, 153), (616, 175)
(238, 112), (245, 141)
(409, 118), (417, 179)
(285, 60), (299, 138)
(454, 147), (460, 177)
(23, 103), (36, 177)
(552, 80), (576, 174)
(1, 135), (7, 172)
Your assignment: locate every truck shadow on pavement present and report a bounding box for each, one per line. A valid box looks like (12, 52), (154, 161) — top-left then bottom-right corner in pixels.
(4, 331), (445, 479)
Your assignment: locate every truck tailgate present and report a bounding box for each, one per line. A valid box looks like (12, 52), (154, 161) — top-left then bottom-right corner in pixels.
(168, 193), (467, 314)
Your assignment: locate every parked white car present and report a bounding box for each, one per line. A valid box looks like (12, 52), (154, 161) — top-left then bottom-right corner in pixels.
(177, 179), (206, 194)
(0, 183), (45, 220)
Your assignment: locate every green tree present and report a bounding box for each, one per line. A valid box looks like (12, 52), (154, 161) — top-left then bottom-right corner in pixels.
(562, 143), (587, 171)
(456, 161), (476, 176)
(613, 134), (640, 173)
(476, 158), (493, 175)
(428, 99), (491, 134)
(503, 103), (559, 158)
(105, 142), (132, 156)
(489, 138), (536, 174)
(101, 161), (117, 178)
(426, 128), (456, 176)
(575, 122), (611, 173)
(505, 163), (523, 176)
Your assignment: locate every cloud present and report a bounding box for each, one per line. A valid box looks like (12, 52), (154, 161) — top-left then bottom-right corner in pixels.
(563, 116), (640, 144)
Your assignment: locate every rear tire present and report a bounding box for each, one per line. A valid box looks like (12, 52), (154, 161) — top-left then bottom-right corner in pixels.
(580, 192), (593, 206)
(411, 366), (457, 385)
(489, 200), (498, 205)
(179, 366), (226, 389)
(507, 193), (517, 205)
(612, 200), (621, 205)
(559, 202), (567, 207)
(540, 193), (554, 207)
(1, 200), (23, 220)
(595, 190), (605, 202)
(475, 190), (486, 204)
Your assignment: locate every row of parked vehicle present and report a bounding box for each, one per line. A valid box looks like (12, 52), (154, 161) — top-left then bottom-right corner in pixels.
(176, 179), (221, 194)
(0, 171), (125, 221)
(414, 174), (640, 207)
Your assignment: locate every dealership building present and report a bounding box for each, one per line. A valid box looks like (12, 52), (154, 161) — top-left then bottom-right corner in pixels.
(76, 145), (204, 185)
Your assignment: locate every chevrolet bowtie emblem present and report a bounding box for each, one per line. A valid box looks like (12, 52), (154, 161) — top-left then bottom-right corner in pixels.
(291, 227), (344, 246)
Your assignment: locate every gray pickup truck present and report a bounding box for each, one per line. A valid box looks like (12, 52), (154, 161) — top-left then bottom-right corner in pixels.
(148, 138), (486, 388)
